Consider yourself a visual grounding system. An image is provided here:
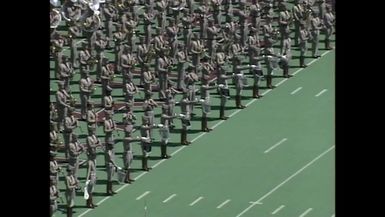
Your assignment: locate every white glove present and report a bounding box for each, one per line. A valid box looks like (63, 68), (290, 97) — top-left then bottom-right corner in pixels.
(251, 65), (257, 68)
(179, 114), (185, 117)
(218, 84), (224, 88)
(85, 180), (90, 186)
(157, 124), (164, 128)
(117, 166), (122, 170)
(199, 99), (205, 103)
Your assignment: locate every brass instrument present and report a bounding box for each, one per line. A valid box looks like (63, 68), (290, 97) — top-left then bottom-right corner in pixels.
(69, 94), (77, 107)
(50, 9), (62, 29)
(116, 0), (130, 11)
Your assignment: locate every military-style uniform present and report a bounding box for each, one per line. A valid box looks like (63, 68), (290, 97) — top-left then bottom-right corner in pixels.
(87, 103), (97, 135)
(264, 48), (278, 88)
(179, 91), (195, 145)
(323, 5), (335, 50)
(103, 88), (114, 114)
(249, 1), (262, 32)
(215, 51), (232, 120)
(101, 60), (114, 99)
(176, 48), (188, 90)
(85, 159), (98, 208)
(56, 83), (71, 131)
(79, 45), (92, 75)
(64, 111), (78, 159)
(123, 134), (141, 182)
(65, 168), (77, 217)
(299, 25), (309, 67)
(140, 119), (153, 171)
(156, 54), (172, 98)
(155, 0), (168, 31)
(166, 22), (179, 58)
(143, 66), (156, 95)
(124, 74), (138, 104)
(190, 36), (205, 73)
(68, 136), (82, 185)
(200, 75), (216, 132)
(113, 27), (127, 73)
(142, 96), (158, 139)
(103, 3), (116, 48)
(59, 56), (74, 92)
(50, 181), (59, 217)
(95, 32), (107, 82)
(278, 7), (292, 54)
(292, 0), (305, 46)
(79, 72), (93, 119)
(206, 20), (220, 59)
(310, 13), (322, 58)
(142, 8), (155, 45)
(50, 157), (60, 184)
(106, 144), (118, 195)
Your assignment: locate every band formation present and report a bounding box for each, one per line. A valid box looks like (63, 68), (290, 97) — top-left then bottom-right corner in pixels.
(50, 0), (335, 216)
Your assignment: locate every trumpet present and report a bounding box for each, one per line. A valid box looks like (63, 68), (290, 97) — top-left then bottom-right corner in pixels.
(69, 95), (77, 107)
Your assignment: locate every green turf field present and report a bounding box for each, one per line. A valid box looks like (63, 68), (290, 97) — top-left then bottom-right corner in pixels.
(51, 2), (335, 216)
(51, 49), (335, 216)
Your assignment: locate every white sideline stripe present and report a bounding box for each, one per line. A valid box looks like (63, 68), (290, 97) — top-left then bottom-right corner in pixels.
(217, 199), (231, 209)
(235, 146), (335, 217)
(292, 50), (331, 76)
(162, 194), (177, 203)
(245, 98), (258, 107)
(272, 205), (285, 214)
(264, 138), (288, 153)
(136, 191), (151, 200)
(171, 146), (187, 156)
(299, 208), (313, 217)
(152, 159), (166, 168)
(261, 89), (272, 96)
(76, 50), (333, 217)
(275, 78), (288, 87)
(315, 89), (327, 97)
(229, 109), (242, 117)
(291, 87), (302, 95)
(189, 196), (204, 206)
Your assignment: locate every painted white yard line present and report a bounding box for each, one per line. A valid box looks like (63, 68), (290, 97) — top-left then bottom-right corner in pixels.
(229, 109), (242, 117)
(78, 209), (92, 217)
(272, 205), (285, 214)
(136, 191), (151, 200)
(212, 120), (225, 129)
(307, 58), (318, 66)
(299, 208), (313, 217)
(292, 68), (304, 75)
(322, 50), (332, 56)
(235, 146), (335, 217)
(134, 172), (147, 180)
(170, 146), (187, 156)
(291, 87), (303, 95)
(189, 196), (204, 206)
(216, 199), (231, 209)
(315, 89), (327, 97)
(292, 50), (331, 76)
(245, 98), (258, 107)
(275, 78), (288, 87)
(162, 194), (177, 203)
(264, 138), (288, 154)
(152, 159), (166, 168)
(261, 89), (273, 96)
(191, 132), (207, 142)
(77, 50), (333, 217)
